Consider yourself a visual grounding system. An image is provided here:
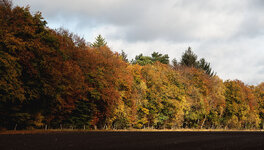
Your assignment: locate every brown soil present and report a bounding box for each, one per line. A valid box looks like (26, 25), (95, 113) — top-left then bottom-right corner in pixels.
(0, 131), (264, 150)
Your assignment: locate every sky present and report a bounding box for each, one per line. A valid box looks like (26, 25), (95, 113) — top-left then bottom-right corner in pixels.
(13, 0), (264, 85)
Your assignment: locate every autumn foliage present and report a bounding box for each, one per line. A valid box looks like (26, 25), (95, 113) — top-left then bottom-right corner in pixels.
(1, 3), (264, 130)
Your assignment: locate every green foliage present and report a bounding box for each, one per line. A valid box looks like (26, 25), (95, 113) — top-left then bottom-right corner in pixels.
(198, 58), (215, 77)
(132, 52), (169, 66)
(180, 47), (198, 67)
(132, 54), (153, 65)
(151, 52), (169, 64)
(65, 99), (94, 128)
(91, 34), (107, 48)
(180, 47), (216, 77)
(120, 50), (129, 62)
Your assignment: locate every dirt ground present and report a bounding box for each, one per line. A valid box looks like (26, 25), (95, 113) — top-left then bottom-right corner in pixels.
(1, 131), (264, 150)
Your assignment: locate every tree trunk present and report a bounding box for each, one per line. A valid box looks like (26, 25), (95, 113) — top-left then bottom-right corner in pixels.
(200, 115), (207, 129)
(14, 124), (17, 131)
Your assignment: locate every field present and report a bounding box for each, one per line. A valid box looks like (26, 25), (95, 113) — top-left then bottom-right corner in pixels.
(1, 130), (264, 150)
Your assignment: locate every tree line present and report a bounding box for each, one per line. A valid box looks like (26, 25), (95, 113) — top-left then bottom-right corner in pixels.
(0, 1), (264, 130)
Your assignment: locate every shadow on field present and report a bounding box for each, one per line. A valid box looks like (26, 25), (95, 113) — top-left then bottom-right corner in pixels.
(1, 131), (264, 150)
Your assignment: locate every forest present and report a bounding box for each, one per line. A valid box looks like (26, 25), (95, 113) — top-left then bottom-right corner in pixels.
(1, 1), (264, 130)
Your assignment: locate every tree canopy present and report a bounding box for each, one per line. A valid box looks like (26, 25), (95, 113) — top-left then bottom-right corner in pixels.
(132, 52), (169, 65)
(0, 1), (263, 130)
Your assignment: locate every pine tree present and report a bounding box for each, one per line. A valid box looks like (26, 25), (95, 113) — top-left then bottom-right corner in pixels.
(121, 50), (129, 62)
(198, 58), (215, 77)
(151, 52), (169, 64)
(180, 47), (198, 67)
(132, 52), (169, 65)
(172, 58), (178, 69)
(180, 47), (216, 77)
(92, 34), (107, 48)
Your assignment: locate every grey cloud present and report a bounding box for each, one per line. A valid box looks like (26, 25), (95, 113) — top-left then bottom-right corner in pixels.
(14, 0), (253, 42)
(195, 37), (264, 85)
(13, 0), (264, 85)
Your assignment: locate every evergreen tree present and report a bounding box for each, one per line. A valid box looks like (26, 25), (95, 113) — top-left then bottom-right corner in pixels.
(172, 58), (178, 68)
(180, 47), (198, 67)
(180, 47), (216, 77)
(151, 52), (169, 64)
(121, 50), (129, 63)
(198, 58), (215, 77)
(133, 52), (169, 65)
(92, 34), (107, 48)
(132, 54), (153, 65)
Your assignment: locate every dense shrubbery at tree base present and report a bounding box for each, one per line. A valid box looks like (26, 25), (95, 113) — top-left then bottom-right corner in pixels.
(1, 2), (264, 130)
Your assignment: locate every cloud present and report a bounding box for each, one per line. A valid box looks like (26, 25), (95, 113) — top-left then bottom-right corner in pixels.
(13, 0), (264, 85)
(14, 0), (249, 41)
(197, 36), (264, 85)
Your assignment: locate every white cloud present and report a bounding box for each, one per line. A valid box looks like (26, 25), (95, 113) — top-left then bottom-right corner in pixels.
(13, 0), (264, 85)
